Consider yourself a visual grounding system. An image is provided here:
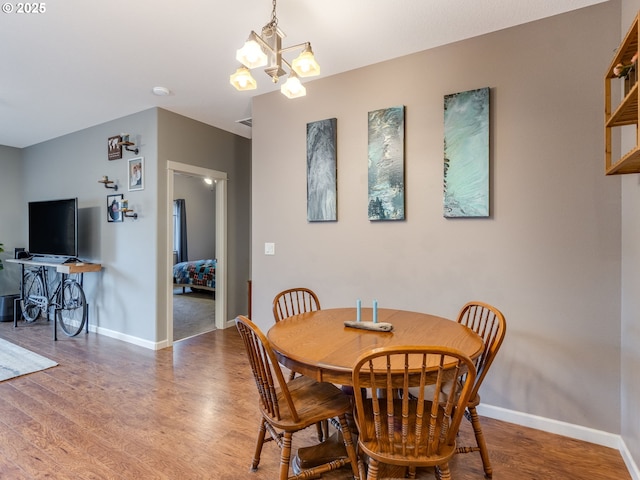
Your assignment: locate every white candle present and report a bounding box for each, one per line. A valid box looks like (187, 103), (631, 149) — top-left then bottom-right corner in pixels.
(372, 299), (378, 323)
(356, 299), (361, 322)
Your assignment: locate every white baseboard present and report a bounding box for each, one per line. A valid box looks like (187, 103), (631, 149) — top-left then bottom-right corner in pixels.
(479, 404), (640, 480)
(92, 324), (164, 350)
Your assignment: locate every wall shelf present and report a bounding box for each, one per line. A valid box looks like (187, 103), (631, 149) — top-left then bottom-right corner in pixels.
(605, 12), (640, 175)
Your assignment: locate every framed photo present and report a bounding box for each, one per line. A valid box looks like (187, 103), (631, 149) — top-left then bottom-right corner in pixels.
(108, 135), (122, 160)
(128, 156), (144, 191)
(107, 194), (123, 222)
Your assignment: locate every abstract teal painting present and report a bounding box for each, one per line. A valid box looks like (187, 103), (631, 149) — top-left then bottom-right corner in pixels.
(307, 118), (337, 221)
(368, 106), (405, 220)
(443, 87), (490, 218)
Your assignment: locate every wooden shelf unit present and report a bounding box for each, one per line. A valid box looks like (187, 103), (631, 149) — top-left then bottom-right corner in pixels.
(605, 12), (640, 175)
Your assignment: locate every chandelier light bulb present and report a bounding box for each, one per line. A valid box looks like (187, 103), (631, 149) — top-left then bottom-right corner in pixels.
(236, 37), (268, 69)
(281, 74), (306, 99)
(230, 66), (257, 91)
(292, 47), (320, 77)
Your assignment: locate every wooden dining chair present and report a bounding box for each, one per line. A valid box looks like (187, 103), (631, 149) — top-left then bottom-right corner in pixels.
(272, 287), (321, 323)
(454, 301), (507, 479)
(352, 346), (476, 480)
(272, 287), (329, 442)
(235, 315), (361, 480)
(272, 287), (321, 383)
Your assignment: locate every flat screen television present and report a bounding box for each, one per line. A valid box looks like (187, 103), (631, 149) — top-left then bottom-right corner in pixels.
(28, 197), (78, 258)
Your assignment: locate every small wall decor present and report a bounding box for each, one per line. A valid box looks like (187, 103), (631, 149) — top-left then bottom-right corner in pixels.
(107, 194), (123, 222)
(98, 175), (118, 190)
(443, 87), (490, 218)
(368, 106), (405, 221)
(108, 135), (122, 160)
(307, 118), (337, 222)
(128, 156), (144, 191)
(119, 133), (140, 155)
(118, 198), (138, 219)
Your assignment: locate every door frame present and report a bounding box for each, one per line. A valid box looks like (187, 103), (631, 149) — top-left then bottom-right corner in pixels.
(166, 161), (228, 345)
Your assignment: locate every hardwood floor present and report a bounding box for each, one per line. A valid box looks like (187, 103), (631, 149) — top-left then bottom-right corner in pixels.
(0, 320), (631, 479)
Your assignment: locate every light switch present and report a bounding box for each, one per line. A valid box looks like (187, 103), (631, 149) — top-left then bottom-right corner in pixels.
(264, 242), (275, 255)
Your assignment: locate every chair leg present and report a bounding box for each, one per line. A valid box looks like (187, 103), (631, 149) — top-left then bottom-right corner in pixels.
(366, 458), (379, 480)
(337, 414), (362, 480)
(435, 463), (452, 480)
(468, 406), (493, 478)
(251, 419), (268, 471)
(279, 432), (294, 480)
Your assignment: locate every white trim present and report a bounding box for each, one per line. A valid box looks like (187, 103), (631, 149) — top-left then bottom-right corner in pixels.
(620, 438), (640, 480)
(479, 404), (639, 478)
(91, 325), (165, 350)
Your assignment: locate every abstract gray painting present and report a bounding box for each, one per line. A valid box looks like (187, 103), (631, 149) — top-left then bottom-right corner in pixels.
(368, 106), (405, 221)
(307, 118), (337, 221)
(443, 87), (490, 218)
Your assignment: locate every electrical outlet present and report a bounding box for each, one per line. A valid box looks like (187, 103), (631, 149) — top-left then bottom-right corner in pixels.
(264, 242), (275, 255)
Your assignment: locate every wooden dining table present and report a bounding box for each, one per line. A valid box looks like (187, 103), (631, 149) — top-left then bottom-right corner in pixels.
(267, 307), (484, 386)
(267, 307), (484, 475)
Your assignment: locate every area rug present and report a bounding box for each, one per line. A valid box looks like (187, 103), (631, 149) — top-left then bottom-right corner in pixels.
(0, 338), (58, 382)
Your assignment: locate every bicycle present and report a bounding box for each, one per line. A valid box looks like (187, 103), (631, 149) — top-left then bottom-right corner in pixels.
(20, 265), (88, 337)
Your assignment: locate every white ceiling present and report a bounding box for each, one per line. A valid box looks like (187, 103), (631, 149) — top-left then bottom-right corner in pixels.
(1, 0), (607, 148)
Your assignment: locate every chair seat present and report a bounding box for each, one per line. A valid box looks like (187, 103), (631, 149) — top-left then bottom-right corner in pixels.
(263, 375), (352, 430)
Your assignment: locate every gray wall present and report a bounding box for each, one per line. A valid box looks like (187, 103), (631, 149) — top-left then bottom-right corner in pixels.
(621, 0), (640, 470)
(174, 174), (216, 261)
(252, 0), (625, 447)
(157, 109), (251, 324)
(1, 107), (251, 346)
(21, 109), (160, 344)
(0, 145), (25, 295)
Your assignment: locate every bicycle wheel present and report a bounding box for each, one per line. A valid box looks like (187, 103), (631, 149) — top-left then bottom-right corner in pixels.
(21, 270), (44, 322)
(56, 279), (87, 336)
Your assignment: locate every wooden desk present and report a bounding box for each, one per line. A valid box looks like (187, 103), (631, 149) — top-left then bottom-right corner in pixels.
(7, 257), (102, 340)
(267, 307), (484, 386)
(6, 257), (102, 274)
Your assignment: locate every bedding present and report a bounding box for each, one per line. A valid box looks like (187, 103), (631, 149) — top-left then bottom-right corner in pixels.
(173, 259), (216, 291)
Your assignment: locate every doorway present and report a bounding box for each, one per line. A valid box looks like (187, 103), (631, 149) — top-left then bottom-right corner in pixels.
(166, 161), (227, 346)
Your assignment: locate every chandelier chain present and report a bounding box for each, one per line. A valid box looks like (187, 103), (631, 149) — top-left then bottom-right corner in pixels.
(269, 0), (278, 28)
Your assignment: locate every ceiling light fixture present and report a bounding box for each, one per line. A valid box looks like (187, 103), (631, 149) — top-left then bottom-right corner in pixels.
(152, 86), (171, 96)
(230, 0), (320, 98)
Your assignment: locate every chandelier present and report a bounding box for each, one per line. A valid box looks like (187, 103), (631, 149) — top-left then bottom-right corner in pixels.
(230, 0), (320, 99)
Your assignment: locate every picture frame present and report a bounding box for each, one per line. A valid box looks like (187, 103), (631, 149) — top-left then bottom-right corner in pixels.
(107, 194), (123, 222)
(128, 156), (144, 191)
(367, 106), (405, 221)
(307, 118), (337, 222)
(443, 87), (490, 218)
(108, 135), (122, 160)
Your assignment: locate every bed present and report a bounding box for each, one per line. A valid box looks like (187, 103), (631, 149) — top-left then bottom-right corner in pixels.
(173, 259), (216, 293)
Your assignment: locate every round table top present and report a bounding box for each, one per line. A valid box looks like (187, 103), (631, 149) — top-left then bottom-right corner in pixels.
(267, 307), (484, 385)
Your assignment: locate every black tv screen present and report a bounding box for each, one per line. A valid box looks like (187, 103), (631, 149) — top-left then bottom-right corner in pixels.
(28, 198), (78, 258)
